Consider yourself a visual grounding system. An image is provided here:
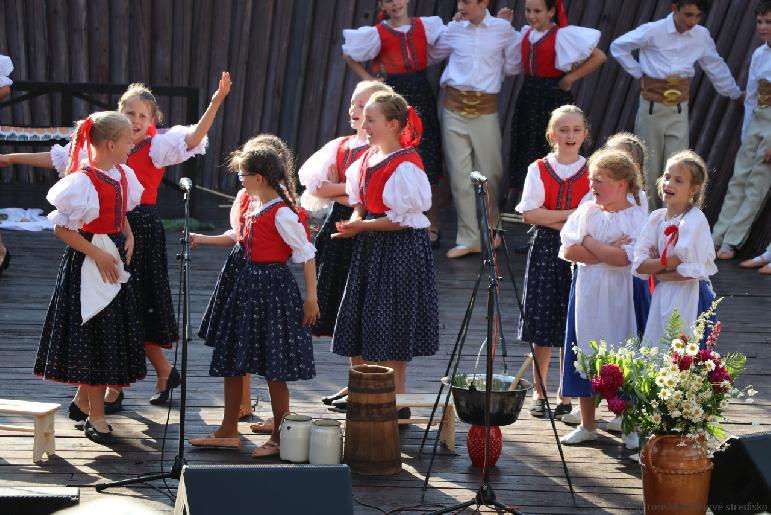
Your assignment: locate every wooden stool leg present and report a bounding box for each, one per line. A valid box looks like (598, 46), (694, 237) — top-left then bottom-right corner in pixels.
(44, 413), (56, 457)
(32, 416), (45, 463)
(440, 405), (456, 452)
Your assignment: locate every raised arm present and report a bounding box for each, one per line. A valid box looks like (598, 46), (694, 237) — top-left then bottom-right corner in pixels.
(184, 71), (232, 149)
(0, 152), (55, 169)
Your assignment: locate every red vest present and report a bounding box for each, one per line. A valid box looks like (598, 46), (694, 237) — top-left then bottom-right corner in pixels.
(127, 138), (165, 205)
(537, 158), (589, 210)
(80, 165), (128, 234)
(374, 18), (428, 75)
(358, 147), (424, 215)
(522, 26), (563, 78)
(335, 136), (369, 183)
(235, 189), (252, 244)
(243, 201), (310, 263)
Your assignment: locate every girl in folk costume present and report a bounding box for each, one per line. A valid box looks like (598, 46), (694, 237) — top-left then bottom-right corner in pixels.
(505, 0), (606, 199)
(332, 91), (438, 409)
(298, 80), (393, 409)
(342, 0), (445, 245)
(560, 132), (653, 435)
(2, 74), (232, 411)
(558, 150), (648, 446)
(633, 150), (717, 348)
(515, 105), (590, 420)
(299, 81), (392, 336)
(189, 140), (318, 458)
(605, 133), (652, 339)
(34, 112), (146, 445)
(192, 134), (295, 430)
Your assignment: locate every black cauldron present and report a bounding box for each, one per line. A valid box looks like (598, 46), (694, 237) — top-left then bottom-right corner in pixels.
(443, 374), (532, 427)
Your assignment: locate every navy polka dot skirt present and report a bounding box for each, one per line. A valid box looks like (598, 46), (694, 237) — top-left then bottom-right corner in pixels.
(199, 244), (246, 346)
(518, 226), (571, 348)
(209, 262), (315, 381)
(34, 232), (147, 386)
(127, 205), (178, 348)
(312, 202), (354, 337)
(332, 220), (439, 362)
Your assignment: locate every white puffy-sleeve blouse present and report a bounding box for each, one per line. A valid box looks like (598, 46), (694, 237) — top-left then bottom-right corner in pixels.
(47, 164), (144, 230)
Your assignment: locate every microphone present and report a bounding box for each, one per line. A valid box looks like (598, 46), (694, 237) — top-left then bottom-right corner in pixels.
(469, 171), (488, 185)
(179, 177), (193, 192)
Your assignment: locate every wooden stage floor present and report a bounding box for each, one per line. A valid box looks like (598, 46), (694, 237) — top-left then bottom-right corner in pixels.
(0, 217), (768, 514)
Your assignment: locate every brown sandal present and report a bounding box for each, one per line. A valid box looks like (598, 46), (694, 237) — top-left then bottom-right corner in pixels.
(249, 417), (274, 434)
(251, 440), (280, 458)
(188, 432), (240, 449)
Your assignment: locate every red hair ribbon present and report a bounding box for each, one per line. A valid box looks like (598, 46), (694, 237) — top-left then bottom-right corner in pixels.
(399, 106), (423, 148)
(146, 123), (157, 137)
(377, 9), (387, 21)
(660, 224), (679, 268)
(556, 0), (568, 27)
(66, 116), (95, 175)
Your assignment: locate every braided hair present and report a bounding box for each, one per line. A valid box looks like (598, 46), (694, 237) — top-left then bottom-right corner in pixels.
(65, 111), (132, 175)
(588, 148), (643, 206)
(228, 136), (300, 214)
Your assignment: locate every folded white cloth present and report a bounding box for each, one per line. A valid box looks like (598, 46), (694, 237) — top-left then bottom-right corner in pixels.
(0, 208), (54, 231)
(80, 234), (130, 325)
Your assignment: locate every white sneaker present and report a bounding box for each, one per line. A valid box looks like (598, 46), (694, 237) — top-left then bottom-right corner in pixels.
(629, 453), (640, 463)
(623, 431), (640, 450)
(560, 425), (598, 445)
(606, 415), (623, 433)
(561, 406), (582, 425)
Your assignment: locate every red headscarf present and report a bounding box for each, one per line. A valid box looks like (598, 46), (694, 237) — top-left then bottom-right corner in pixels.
(66, 116), (95, 175)
(399, 106), (423, 148)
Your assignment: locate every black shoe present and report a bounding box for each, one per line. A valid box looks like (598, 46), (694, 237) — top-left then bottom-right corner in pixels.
(84, 419), (115, 445)
(397, 407), (411, 420)
(149, 367), (181, 405)
(552, 402), (573, 420)
(103, 390), (124, 414)
(330, 395), (348, 410)
(69, 402), (88, 430)
(321, 392), (347, 406)
(529, 398), (546, 418)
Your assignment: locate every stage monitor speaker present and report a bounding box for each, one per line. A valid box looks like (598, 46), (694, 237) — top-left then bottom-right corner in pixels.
(709, 431), (771, 515)
(0, 486), (79, 514)
(174, 464), (354, 515)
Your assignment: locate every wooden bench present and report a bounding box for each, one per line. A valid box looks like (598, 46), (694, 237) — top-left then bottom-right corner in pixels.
(395, 394), (456, 452)
(0, 399), (60, 463)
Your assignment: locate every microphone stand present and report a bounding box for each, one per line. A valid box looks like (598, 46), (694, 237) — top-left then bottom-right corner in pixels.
(96, 180), (193, 491)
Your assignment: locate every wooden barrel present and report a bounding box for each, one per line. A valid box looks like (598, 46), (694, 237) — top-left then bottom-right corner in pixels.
(343, 364), (401, 475)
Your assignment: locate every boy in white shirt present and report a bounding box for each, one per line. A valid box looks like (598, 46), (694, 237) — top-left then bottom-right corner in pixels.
(712, 0), (771, 260)
(430, 0), (522, 258)
(611, 0), (742, 210)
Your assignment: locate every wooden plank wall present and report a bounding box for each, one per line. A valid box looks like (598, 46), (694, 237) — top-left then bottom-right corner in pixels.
(0, 0), (768, 252)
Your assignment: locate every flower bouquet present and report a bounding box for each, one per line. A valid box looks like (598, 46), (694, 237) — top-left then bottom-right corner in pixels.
(574, 299), (754, 452)
(574, 300), (755, 514)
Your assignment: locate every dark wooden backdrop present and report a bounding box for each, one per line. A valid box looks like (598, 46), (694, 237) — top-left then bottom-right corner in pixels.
(0, 0), (768, 252)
